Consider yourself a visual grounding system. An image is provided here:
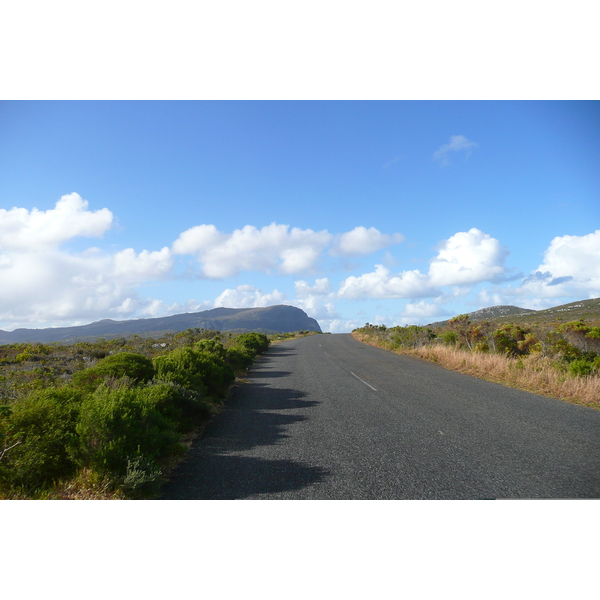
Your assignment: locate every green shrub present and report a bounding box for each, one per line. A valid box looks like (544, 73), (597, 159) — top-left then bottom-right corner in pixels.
(235, 332), (270, 354)
(494, 324), (529, 357)
(153, 347), (234, 398)
(569, 359), (593, 377)
(1, 388), (85, 491)
(120, 454), (162, 498)
(144, 381), (212, 431)
(72, 352), (155, 393)
(194, 339), (227, 360)
(76, 383), (180, 477)
(153, 349), (207, 391)
(568, 356), (600, 377)
(440, 331), (458, 346)
(226, 345), (256, 371)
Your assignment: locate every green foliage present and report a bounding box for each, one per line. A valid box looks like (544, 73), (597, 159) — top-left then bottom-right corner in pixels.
(194, 339), (228, 360)
(153, 346), (234, 398)
(439, 331), (458, 346)
(144, 381), (212, 431)
(235, 332), (270, 354)
(567, 356), (600, 377)
(0, 388), (85, 491)
(226, 345), (256, 371)
(120, 454), (162, 498)
(72, 352), (155, 393)
(390, 325), (436, 349)
(0, 328), (267, 497)
(494, 324), (527, 357)
(76, 383), (180, 477)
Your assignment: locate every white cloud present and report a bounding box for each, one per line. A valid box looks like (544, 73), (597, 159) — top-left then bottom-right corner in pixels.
(0, 245), (174, 327)
(477, 290), (505, 307)
(214, 285), (286, 308)
(291, 278), (338, 321)
(433, 135), (478, 166)
(112, 247), (173, 281)
(320, 318), (362, 333)
(517, 230), (600, 299)
(0, 194), (176, 328)
(334, 228), (510, 301)
(338, 264), (439, 299)
(294, 278), (331, 297)
(428, 228), (509, 286)
(0, 193), (113, 250)
(400, 300), (449, 322)
(172, 222), (332, 278)
(331, 226), (404, 256)
(171, 224), (223, 255)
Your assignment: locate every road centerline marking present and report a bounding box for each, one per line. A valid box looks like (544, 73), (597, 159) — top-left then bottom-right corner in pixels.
(350, 371), (378, 392)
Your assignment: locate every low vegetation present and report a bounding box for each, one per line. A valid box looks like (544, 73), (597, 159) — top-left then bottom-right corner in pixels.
(0, 328), (286, 499)
(353, 317), (600, 409)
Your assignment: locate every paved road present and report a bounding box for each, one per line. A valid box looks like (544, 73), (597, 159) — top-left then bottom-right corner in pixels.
(160, 334), (600, 499)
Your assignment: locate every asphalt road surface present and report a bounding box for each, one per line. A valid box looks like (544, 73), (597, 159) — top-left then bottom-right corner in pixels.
(160, 334), (600, 499)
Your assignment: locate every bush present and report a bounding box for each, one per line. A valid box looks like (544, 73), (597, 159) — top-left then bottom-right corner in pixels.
(153, 347), (234, 398)
(194, 339), (228, 360)
(235, 333), (270, 354)
(120, 454), (162, 498)
(144, 381), (212, 431)
(568, 356), (600, 377)
(440, 331), (458, 346)
(76, 383), (180, 477)
(153, 350), (206, 391)
(72, 352), (155, 393)
(226, 345), (256, 371)
(1, 388), (85, 491)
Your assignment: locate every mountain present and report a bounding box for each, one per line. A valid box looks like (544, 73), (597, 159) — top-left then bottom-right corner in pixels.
(428, 298), (600, 329)
(0, 305), (322, 344)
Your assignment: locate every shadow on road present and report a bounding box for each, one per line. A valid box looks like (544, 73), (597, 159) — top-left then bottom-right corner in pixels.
(249, 370), (292, 379)
(160, 381), (328, 499)
(161, 453), (329, 499)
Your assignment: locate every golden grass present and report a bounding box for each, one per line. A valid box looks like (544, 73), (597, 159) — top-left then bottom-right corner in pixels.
(352, 332), (600, 409)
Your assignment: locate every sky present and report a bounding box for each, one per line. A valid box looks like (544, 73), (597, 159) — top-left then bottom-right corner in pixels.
(1, 100), (599, 333)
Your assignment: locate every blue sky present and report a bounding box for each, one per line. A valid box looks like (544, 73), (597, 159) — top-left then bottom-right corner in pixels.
(1, 100), (599, 332)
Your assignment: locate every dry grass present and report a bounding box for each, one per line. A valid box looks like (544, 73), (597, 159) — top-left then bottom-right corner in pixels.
(352, 332), (600, 409)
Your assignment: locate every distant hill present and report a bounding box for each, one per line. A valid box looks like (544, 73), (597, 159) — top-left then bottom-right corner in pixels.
(428, 298), (600, 329)
(0, 305), (322, 344)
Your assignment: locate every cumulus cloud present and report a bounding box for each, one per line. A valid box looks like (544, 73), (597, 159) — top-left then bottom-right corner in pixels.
(213, 285), (286, 308)
(518, 230), (600, 299)
(330, 226), (404, 257)
(0, 193), (113, 250)
(334, 228), (511, 301)
(0, 194), (174, 328)
(294, 278), (331, 297)
(172, 222), (332, 278)
(320, 318), (362, 333)
(428, 228), (509, 286)
(400, 300), (449, 322)
(338, 265), (439, 299)
(433, 135), (478, 166)
(0, 246), (174, 326)
(291, 278), (339, 321)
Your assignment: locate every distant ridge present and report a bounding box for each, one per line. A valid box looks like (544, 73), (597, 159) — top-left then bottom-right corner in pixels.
(0, 305), (322, 344)
(427, 298), (600, 329)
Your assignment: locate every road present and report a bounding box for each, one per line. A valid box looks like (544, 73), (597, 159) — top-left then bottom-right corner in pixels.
(160, 333), (600, 499)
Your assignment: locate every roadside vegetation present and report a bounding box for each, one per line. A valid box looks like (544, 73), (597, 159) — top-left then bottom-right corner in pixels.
(0, 328), (296, 499)
(353, 317), (600, 409)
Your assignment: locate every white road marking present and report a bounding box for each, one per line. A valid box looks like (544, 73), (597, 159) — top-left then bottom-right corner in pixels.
(350, 372), (377, 392)
(322, 347), (377, 392)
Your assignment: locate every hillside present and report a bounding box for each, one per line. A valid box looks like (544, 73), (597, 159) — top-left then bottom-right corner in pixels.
(0, 305), (322, 344)
(428, 298), (600, 329)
